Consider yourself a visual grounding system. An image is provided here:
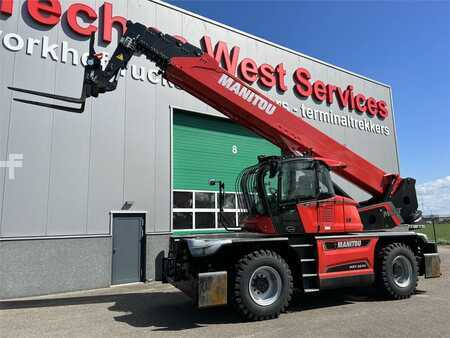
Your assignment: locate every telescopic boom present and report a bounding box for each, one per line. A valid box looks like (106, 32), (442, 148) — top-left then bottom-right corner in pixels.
(9, 21), (420, 224)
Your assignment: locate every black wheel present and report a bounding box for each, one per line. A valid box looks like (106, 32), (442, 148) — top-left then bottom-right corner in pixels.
(232, 250), (293, 321)
(377, 243), (418, 299)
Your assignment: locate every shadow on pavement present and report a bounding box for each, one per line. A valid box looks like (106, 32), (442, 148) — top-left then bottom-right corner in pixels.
(0, 291), (240, 331)
(0, 287), (427, 331)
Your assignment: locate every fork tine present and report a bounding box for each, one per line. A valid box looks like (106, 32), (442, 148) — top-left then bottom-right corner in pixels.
(12, 98), (84, 113)
(8, 87), (85, 104)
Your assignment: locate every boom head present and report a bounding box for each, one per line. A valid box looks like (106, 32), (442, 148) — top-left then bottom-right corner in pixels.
(8, 21), (202, 113)
(8, 33), (110, 113)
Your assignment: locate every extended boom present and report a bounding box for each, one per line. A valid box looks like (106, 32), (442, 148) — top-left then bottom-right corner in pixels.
(9, 21), (420, 225)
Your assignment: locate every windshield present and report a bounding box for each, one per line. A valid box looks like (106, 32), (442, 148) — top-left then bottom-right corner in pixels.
(236, 163), (266, 217)
(280, 160), (316, 204)
(236, 160), (280, 217)
(237, 158), (335, 216)
(280, 160), (335, 204)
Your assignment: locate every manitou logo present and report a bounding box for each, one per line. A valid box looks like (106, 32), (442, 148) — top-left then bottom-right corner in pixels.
(325, 239), (370, 250)
(218, 74), (277, 115)
(337, 240), (362, 249)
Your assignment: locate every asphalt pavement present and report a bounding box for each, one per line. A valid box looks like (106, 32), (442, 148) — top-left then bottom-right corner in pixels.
(1, 246), (449, 338)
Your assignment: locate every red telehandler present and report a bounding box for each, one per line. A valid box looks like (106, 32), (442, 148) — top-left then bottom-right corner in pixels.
(9, 21), (441, 321)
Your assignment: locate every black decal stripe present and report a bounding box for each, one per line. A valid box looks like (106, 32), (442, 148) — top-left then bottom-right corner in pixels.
(327, 261), (369, 272)
(320, 274), (375, 289)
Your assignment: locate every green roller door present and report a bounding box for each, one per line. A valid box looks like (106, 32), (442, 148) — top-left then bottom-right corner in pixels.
(173, 109), (280, 192)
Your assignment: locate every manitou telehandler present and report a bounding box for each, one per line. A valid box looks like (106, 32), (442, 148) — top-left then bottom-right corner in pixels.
(9, 21), (441, 321)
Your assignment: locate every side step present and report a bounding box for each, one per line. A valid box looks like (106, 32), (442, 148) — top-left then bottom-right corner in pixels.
(290, 244), (313, 248)
(300, 258), (316, 262)
(304, 288), (320, 293)
(289, 239), (320, 292)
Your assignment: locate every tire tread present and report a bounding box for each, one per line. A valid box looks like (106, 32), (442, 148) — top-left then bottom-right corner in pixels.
(377, 242), (418, 300)
(233, 249), (293, 321)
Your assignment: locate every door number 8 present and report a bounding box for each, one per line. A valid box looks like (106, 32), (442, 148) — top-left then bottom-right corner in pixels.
(232, 145), (238, 154)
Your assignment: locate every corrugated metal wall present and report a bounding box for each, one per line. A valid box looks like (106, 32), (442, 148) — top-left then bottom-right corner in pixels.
(0, 0), (399, 238)
(173, 109), (280, 192)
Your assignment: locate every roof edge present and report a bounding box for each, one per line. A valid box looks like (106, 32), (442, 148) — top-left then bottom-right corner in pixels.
(151, 0), (392, 89)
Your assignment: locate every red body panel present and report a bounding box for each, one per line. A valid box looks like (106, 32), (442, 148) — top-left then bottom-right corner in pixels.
(297, 202), (319, 233)
(318, 197), (345, 233)
(165, 55), (395, 198)
(342, 197), (363, 232)
(242, 215), (276, 234)
(317, 236), (379, 280)
(358, 202), (402, 226)
(297, 196), (363, 234)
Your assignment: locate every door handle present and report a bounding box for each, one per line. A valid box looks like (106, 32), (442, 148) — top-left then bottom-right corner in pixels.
(113, 248), (117, 254)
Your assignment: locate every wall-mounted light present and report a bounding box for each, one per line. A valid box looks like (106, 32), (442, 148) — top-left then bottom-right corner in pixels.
(121, 201), (134, 210)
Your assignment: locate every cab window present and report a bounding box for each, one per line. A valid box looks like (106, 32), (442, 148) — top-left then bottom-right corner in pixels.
(263, 166), (279, 213)
(280, 161), (316, 204)
(317, 164), (335, 198)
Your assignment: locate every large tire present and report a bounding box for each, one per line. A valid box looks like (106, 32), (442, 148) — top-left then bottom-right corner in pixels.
(232, 249), (293, 321)
(376, 243), (418, 299)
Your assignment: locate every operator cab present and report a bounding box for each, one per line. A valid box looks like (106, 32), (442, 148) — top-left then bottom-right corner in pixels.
(237, 156), (363, 235)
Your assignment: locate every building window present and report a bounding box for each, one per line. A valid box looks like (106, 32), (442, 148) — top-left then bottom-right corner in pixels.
(195, 192), (215, 208)
(219, 212), (237, 228)
(173, 212), (193, 230)
(195, 212), (216, 228)
(172, 190), (243, 231)
(173, 191), (193, 208)
(223, 193), (236, 209)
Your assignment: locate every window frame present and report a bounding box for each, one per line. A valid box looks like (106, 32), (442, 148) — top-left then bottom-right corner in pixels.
(172, 189), (242, 231)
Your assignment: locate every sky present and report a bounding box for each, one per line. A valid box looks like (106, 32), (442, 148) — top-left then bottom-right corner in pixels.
(168, 0), (450, 215)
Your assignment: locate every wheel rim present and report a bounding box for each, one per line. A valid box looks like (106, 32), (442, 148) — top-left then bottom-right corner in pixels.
(392, 255), (412, 288)
(248, 266), (282, 306)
